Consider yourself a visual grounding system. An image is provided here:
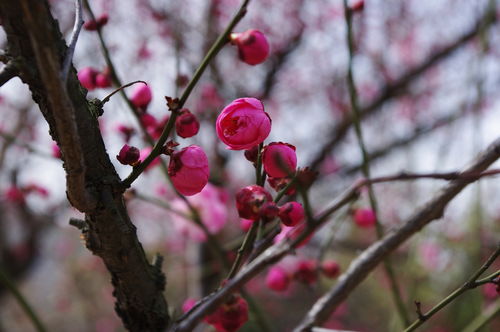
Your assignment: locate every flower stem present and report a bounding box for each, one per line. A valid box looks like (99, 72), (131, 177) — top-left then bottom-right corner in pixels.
(342, 0), (410, 326)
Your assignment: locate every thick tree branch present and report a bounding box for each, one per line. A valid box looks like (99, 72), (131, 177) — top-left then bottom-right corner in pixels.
(294, 136), (500, 331)
(173, 145), (500, 331)
(309, 5), (497, 171)
(0, 1), (168, 331)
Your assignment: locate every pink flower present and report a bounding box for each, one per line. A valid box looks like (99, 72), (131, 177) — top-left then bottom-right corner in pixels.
(116, 144), (140, 165)
(169, 184), (228, 242)
(240, 218), (253, 232)
(259, 201), (279, 222)
(175, 109), (200, 138)
(52, 143), (62, 159)
(83, 14), (109, 31)
(262, 142), (297, 178)
(293, 260), (317, 285)
(130, 83), (152, 109)
(140, 113), (157, 129)
(168, 145), (209, 196)
(353, 208), (376, 228)
(230, 29), (270, 65)
(278, 202), (305, 226)
(77, 67), (98, 90)
(266, 266), (290, 292)
(116, 125), (135, 143)
(216, 98), (271, 150)
(95, 73), (111, 88)
(235, 185), (272, 221)
(350, 0), (365, 12)
(182, 298), (197, 313)
(205, 295), (248, 332)
(274, 222), (313, 248)
(196, 84), (223, 113)
(321, 260), (340, 279)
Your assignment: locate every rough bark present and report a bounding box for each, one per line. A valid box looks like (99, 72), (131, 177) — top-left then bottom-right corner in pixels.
(0, 1), (169, 331)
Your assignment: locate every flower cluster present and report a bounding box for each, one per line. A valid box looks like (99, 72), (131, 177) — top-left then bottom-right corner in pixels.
(266, 259), (341, 292)
(183, 295), (248, 332)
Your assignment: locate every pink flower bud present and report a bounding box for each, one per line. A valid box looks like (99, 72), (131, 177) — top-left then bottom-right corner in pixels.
(116, 125), (135, 143)
(77, 67), (98, 90)
(84, 14), (109, 31)
(230, 29), (270, 65)
(97, 14), (109, 26)
(235, 185), (272, 221)
(140, 113), (157, 130)
(52, 143), (62, 159)
(240, 218), (253, 232)
(175, 109), (200, 138)
(130, 83), (152, 109)
(350, 0), (365, 12)
(353, 208), (376, 228)
(321, 260), (340, 279)
(168, 145), (209, 196)
(266, 266), (290, 292)
(206, 295), (248, 332)
(95, 73), (112, 88)
(278, 202), (304, 227)
(262, 142), (297, 178)
(116, 144), (140, 165)
(182, 298), (197, 313)
(294, 260), (317, 285)
(259, 201), (279, 222)
(83, 20), (99, 31)
(216, 98), (271, 150)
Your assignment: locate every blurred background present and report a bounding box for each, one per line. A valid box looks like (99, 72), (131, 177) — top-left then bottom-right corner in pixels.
(0, 0), (499, 331)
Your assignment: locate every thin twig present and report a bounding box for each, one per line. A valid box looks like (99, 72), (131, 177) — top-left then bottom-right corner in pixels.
(61, 0), (83, 82)
(294, 137), (500, 331)
(403, 243), (500, 331)
(342, 0), (409, 324)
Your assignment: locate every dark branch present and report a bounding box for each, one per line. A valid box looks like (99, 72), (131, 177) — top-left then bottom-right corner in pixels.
(0, 0), (169, 330)
(294, 136), (500, 331)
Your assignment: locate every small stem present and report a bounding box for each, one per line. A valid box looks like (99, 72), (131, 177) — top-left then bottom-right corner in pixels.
(226, 222), (258, 280)
(62, 0), (83, 82)
(404, 244), (500, 331)
(273, 175), (297, 203)
(100, 80), (147, 105)
(0, 267), (47, 332)
(255, 143), (264, 186)
(342, 0), (410, 325)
